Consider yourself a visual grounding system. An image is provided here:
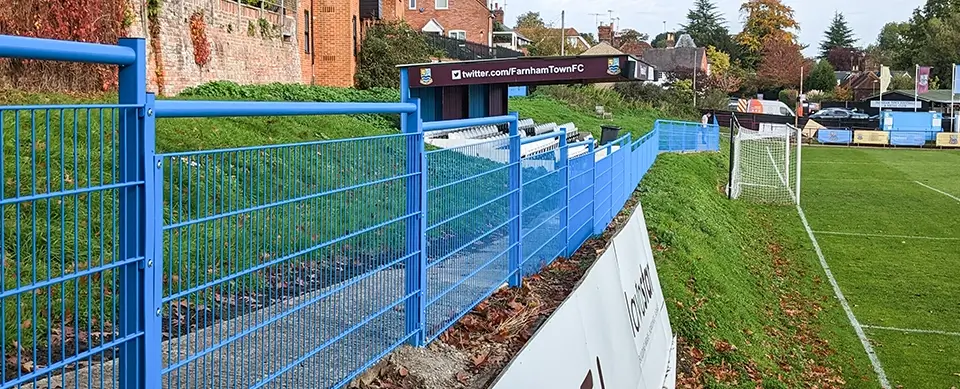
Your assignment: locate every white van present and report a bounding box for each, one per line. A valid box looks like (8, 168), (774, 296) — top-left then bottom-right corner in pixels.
(731, 99), (797, 117)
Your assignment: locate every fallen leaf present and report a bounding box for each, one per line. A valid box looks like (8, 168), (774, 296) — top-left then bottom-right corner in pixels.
(398, 366), (408, 377)
(20, 320), (31, 329)
(456, 371), (469, 384)
(472, 349), (489, 367)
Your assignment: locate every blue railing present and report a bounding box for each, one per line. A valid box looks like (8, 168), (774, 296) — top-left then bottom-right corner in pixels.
(0, 35), (717, 389)
(657, 119), (721, 152)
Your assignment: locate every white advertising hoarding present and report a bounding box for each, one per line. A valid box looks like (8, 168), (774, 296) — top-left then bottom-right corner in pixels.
(490, 205), (676, 389)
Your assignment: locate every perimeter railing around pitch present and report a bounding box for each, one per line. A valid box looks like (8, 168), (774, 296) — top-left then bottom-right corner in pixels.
(0, 34), (718, 389)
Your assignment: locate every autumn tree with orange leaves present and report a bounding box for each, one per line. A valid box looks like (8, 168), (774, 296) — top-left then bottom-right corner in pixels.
(735, 0), (800, 68)
(756, 37), (808, 89)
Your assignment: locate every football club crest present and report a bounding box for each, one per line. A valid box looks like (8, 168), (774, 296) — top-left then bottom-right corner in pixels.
(607, 57), (621, 75)
(829, 132), (838, 141)
(951, 135), (958, 145)
(419, 68), (433, 85)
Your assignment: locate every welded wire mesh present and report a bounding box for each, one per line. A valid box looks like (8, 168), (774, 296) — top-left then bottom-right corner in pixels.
(566, 152), (594, 256)
(158, 133), (419, 389)
(0, 106), (141, 389)
(423, 137), (516, 341)
(658, 120), (720, 152)
(520, 149), (565, 276)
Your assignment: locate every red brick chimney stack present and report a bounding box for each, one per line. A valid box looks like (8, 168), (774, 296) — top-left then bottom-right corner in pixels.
(492, 3), (505, 25)
(598, 24), (614, 45)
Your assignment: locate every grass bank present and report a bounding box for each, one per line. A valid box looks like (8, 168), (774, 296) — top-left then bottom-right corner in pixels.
(639, 149), (878, 388)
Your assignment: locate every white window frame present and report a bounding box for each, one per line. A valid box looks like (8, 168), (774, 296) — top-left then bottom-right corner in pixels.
(409, 0), (416, 9)
(448, 30), (466, 40)
(435, 0), (448, 9)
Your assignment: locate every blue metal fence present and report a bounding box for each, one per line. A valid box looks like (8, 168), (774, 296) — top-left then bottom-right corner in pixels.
(657, 119), (721, 152)
(0, 35), (717, 389)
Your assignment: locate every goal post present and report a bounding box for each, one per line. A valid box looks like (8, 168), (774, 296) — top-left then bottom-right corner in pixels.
(728, 123), (802, 205)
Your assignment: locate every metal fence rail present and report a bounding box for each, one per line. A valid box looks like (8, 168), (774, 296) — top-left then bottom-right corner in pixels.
(658, 119), (721, 153)
(0, 34), (718, 389)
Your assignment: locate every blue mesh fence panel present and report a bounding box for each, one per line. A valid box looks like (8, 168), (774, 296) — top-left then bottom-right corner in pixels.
(593, 147), (613, 234)
(566, 153), (594, 256)
(158, 134), (419, 389)
(520, 149), (565, 276)
(424, 138), (514, 341)
(0, 106), (140, 389)
(657, 121), (719, 152)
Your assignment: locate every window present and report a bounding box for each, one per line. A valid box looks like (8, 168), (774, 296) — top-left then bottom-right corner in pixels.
(435, 0), (448, 9)
(409, 0), (416, 9)
(448, 30), (466, 40)
(303, 11), (311, 54)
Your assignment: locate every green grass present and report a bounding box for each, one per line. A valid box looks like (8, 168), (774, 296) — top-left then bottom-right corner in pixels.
(509, 95), (664, 139)
(639, 148), (877, 387)
(800, 146), (960, 388)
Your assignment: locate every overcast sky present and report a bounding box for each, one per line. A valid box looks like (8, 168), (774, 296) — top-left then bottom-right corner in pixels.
(496, 0), (923, 56)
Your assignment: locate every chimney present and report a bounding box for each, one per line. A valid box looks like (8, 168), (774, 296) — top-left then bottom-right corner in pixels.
(666, 32), (676, 48)
(598, 24), (614, 45)
(492, 3), (505, 25)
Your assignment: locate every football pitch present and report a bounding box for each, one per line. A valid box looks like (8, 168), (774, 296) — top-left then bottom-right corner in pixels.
(800, 146), (960, 388)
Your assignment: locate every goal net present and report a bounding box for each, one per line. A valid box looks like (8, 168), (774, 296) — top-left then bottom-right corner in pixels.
(728, 124), (801, 205)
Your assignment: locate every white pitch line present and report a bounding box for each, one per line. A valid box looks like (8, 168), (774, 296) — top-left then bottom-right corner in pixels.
(914, 181), (960, 203)
(862, 325), (960, 338)
(796, 205), (891, 389)
(812, 231), (960, 241)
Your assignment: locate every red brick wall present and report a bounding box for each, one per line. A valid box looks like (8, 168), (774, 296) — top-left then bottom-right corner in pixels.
(405, 0), (492, 45)
(382, 0), (405, 20)
(129, 0), (302, 95)
(299, 0), (360, 87)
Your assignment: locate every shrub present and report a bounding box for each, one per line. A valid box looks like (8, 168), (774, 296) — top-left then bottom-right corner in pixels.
(356, 21), (436, 89)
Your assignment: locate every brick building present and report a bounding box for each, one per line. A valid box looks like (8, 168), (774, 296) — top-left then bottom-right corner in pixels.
(405, 0), (495, 46)
(299, 0), (405, 86)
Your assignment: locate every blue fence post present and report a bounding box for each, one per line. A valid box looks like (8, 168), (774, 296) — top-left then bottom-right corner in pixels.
(508, 111), (522, 287)
(401, 98), (426, 346)
(143, 93), (163, 387)
(558, 128), (568, 257)
(116, 37), (148, 389)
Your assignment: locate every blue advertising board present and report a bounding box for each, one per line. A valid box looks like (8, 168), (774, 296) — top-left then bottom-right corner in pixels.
(817, 128), (853, 144)
(889, 132), (929, 146)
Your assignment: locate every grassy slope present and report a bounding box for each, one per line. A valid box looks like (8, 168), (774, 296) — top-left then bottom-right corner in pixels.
(639, 149), (877, 388)
(509, 96), (664, 139)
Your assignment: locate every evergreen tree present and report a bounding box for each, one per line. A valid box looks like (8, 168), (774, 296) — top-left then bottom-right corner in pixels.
(805, 60), (836, 92)
(819, 12), (856, 57)
(681, 0), (735, 53)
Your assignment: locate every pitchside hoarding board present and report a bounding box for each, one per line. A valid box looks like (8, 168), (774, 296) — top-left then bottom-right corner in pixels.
(889, 132), (928, 146)
(404, 55), (646, 88)
(854, 130), (890, 145)
(489, 205), (676, 389)
(937, 132), (960, 147)
(817, 128), (853, 144)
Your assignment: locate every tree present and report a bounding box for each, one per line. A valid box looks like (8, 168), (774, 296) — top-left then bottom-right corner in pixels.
(826, 47), (865, 71)
(756, 37), (805, 88)
(705, 46), (744, 92)
(618, 29), (649, 44)
(805, 60), (836, 92)
(651, 31), (678, 48)
(515, 12), (544, 29)
(819, 12), (856, 57)
(580, 32), (598, 46)
(889, 73), (915, 90)
(517, 24), (587, 56)
(736, 0), (800, 68)
(897, 0), (960, 86)
(682, 0), (737, 54)
(356, 21), (434, 89)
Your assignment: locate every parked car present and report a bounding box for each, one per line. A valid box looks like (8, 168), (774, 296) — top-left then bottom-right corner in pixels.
(809, 108), (869, 120)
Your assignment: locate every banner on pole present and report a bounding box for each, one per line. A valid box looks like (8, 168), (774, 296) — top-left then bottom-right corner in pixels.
(953, 64), (960, 95)
(880, 66), (892, 93)
(918, 66), (931, 94)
